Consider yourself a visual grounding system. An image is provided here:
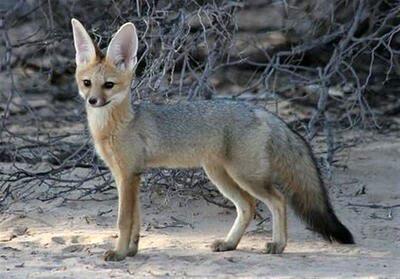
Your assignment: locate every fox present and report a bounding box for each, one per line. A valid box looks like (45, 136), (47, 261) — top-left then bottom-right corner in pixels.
(71, 19), (354, 261)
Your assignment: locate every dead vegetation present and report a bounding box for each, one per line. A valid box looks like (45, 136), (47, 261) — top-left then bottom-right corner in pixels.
(1, 0), (400, 208)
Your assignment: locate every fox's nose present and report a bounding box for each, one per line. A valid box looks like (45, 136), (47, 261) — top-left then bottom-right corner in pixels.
(88, 97), (98, 106)
(87, 96), (107, 107)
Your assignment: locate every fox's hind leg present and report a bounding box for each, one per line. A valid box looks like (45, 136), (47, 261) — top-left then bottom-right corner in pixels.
(226, 171), (287, 254)
(203, 164), (256, 252)
(260, 187), (287, 254)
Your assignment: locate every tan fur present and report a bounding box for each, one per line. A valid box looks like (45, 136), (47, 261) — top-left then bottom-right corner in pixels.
(72, 19), (353, 261)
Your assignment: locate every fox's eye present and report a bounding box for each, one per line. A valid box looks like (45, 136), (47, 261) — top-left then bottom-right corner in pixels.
(83, 79), (91, 87)
(104, 82), (115, 89)
(104, 82), (114, 89)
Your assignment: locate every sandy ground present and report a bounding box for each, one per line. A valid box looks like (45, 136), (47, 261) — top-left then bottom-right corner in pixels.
(1, 132), (400, 278)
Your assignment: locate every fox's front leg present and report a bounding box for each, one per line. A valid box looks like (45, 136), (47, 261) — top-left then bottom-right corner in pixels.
(104, 174), (141, 261)
(127, 175), (141, 257)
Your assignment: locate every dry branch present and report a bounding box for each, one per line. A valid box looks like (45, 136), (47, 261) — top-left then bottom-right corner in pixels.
(1, 0), (400, 208)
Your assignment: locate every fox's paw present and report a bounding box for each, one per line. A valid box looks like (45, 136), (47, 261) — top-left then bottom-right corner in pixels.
(127, 246), (138, 257)
(211, 240), (236, 252)
(104, 250), (126, 261)
(265, 242), (286, 254)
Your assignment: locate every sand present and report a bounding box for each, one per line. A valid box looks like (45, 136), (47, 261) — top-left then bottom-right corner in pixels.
(1, 132), (400, 278)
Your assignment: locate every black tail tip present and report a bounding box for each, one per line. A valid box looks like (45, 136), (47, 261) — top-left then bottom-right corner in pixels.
(330, 222), (355, 244)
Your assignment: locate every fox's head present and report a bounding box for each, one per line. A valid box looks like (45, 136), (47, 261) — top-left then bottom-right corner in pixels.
(71, 19), (138, 108)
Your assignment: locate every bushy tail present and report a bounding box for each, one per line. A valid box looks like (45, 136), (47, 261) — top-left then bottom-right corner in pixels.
(268, 123), (354, 244)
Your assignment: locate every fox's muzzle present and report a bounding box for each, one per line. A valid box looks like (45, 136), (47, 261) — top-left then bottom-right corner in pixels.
(87, 96), (110, 108)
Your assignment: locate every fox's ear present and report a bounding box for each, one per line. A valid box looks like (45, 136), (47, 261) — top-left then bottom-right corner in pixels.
(71, 18), (96, 65)
(106, 23), (138, 71)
